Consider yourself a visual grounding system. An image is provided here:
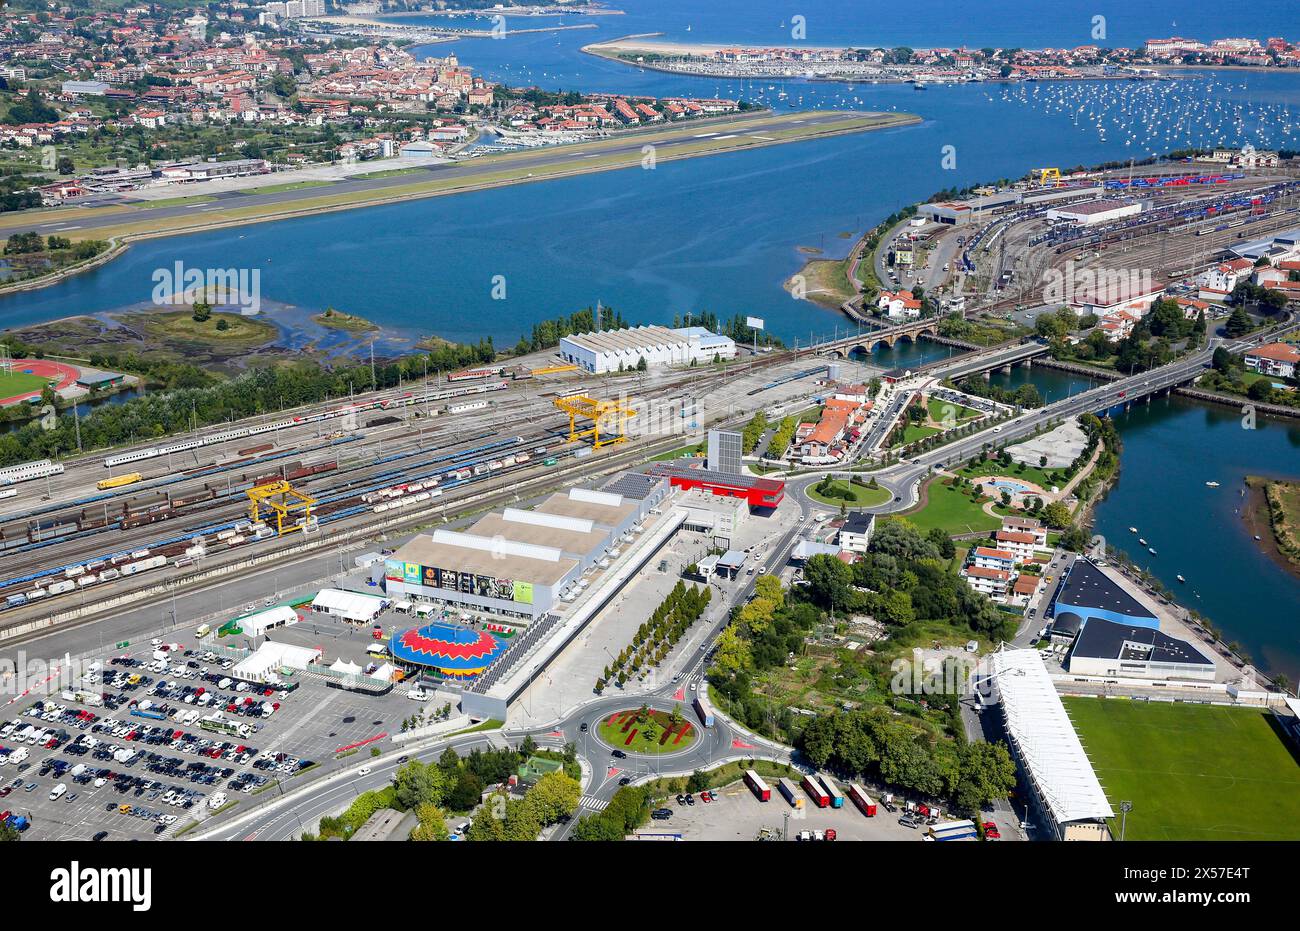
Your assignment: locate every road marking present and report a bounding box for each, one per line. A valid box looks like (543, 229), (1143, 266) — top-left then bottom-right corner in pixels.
(693, 132), (718, 138)
(579, 794), (609, 811)
(713, 134), (737, 140)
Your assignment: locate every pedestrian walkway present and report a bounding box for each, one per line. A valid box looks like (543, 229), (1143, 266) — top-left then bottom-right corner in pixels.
(578, 795), (609, 812)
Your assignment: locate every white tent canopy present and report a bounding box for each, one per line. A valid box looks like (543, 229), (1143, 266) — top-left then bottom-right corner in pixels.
(237, 606), (298, 637)
(234, 642), (320, 682)
(329, 658), (363, 676)
(984, 649), (1114, 828)
(312, 588), (387, 622)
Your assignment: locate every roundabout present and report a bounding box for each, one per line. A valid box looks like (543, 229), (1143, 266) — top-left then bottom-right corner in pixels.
(596, 706), (698, 756)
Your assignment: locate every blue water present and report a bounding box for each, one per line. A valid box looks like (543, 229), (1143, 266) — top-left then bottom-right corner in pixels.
(4, 0), (1298, 675)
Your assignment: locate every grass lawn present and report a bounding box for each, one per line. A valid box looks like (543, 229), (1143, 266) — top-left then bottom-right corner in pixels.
(348, 166), (429, 180)
(598, 708), (697, 755)
(895, 422), (941, 447)
(243, 179), (334, 194)
(0, 369), (51, 400)
(807, 478), (891, 508)
(899, 478), (1000, 535)
(650, 442), (704, 462)
(927, 396), (980, 424)
(1064, 698), (1300, 840)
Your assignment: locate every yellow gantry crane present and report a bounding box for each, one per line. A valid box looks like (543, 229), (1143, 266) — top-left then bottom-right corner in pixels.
(246, 480), (316, 535)
(1033, 167), (1063, 186)
(553, 393), (636, 449)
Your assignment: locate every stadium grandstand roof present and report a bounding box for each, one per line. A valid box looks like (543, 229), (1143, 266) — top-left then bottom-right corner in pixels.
(984, 649), (1114, 827)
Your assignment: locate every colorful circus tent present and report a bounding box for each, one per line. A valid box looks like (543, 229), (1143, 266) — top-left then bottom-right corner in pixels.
(389, 622), (506, 679)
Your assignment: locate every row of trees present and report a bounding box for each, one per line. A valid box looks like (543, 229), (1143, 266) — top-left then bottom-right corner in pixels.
(956, 376), (1043, 409)
(799, 708), (1017, 814)
(595, 581), (711, 692)
(465, 770), (581, 842)
(514, 305), (627, 356)
(0, 338), (497, 466)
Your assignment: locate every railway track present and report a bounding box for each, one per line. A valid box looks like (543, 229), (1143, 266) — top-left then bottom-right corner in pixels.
(0, 355), (787, 617)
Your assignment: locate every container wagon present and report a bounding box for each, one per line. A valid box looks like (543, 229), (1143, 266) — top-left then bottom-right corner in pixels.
(743, 769), (771, 802)
(97, 472), (143, 491)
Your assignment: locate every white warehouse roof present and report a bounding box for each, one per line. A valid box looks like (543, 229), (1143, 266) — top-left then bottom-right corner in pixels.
(984, 649), (1114, 827)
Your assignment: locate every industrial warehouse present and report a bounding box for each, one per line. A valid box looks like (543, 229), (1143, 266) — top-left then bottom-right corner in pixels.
(382, 478), (670, 621)
(557, 325), (737, 374)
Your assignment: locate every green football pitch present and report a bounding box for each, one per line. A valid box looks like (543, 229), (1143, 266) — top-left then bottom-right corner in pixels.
(1064, 697), (1300, 840)
(0, 370), (50, 401)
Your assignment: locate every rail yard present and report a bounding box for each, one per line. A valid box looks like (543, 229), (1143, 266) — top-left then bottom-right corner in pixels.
(0, 349), (849, 644)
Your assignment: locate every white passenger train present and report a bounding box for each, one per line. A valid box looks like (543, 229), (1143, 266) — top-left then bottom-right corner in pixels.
(0, 459), (65, 486)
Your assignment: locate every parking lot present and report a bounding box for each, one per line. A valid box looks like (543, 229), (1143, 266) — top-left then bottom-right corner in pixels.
(641, 781), (937, 841)
(0, 615), (438, 840)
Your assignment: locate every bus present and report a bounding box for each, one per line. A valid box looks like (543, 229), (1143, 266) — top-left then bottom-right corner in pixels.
(848, 783), (876, 817)
(777, 777), (803, 810)
(743, 770), (771, 802)
(97, 472), (143, 491)
(802, 773), (830, 809)
(819, 774), (845, 809)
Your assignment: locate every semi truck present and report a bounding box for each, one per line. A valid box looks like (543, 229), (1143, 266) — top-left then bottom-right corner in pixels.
(692, 694), (714, 728)
(743, 769), (771, 802)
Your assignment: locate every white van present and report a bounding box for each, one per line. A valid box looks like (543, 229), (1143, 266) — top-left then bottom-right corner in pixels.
(407, 689), (429, 702)
(49, 783), (67, 801)
(218, 678), (232, 691)
(195, 624), (211, 639)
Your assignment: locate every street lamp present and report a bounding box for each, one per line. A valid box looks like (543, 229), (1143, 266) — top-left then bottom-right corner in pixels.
(1118, 800), (1132, 841)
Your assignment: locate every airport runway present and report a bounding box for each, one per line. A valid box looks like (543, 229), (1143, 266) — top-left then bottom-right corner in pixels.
(2, 111), (903, 241)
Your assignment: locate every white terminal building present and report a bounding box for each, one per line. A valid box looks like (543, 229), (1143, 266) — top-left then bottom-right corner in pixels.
(1046, 198), (1141, 226)
(558, 325), (736, 374)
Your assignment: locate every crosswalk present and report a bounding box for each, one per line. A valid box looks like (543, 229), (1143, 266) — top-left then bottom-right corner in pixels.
(579, 794), (609, 812)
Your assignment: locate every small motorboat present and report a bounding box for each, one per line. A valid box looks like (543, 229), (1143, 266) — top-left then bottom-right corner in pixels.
(1128, 526), (1137, 533)
(1139, 538), (1148, 546)
(1177, 574), (1186, 583)
(1205, 481), (1220, 488)
(1148, 547), (1157, 555)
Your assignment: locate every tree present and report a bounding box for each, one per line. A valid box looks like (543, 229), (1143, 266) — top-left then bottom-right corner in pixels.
(192, 301), (212, 323)
(1040, 501), (1072, 529)
(409, 802), (449, 841)
(1247, 378), (1274, 402)
(446, 769), (484, 811)
(1224, 306), (1252, 338)
(393, 759), (448, 811)
(953, 741), (1018, 813)
(802, 553), (855, 612)
(1211, 346), (1237, 374)
(521, 771), (580, 826)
